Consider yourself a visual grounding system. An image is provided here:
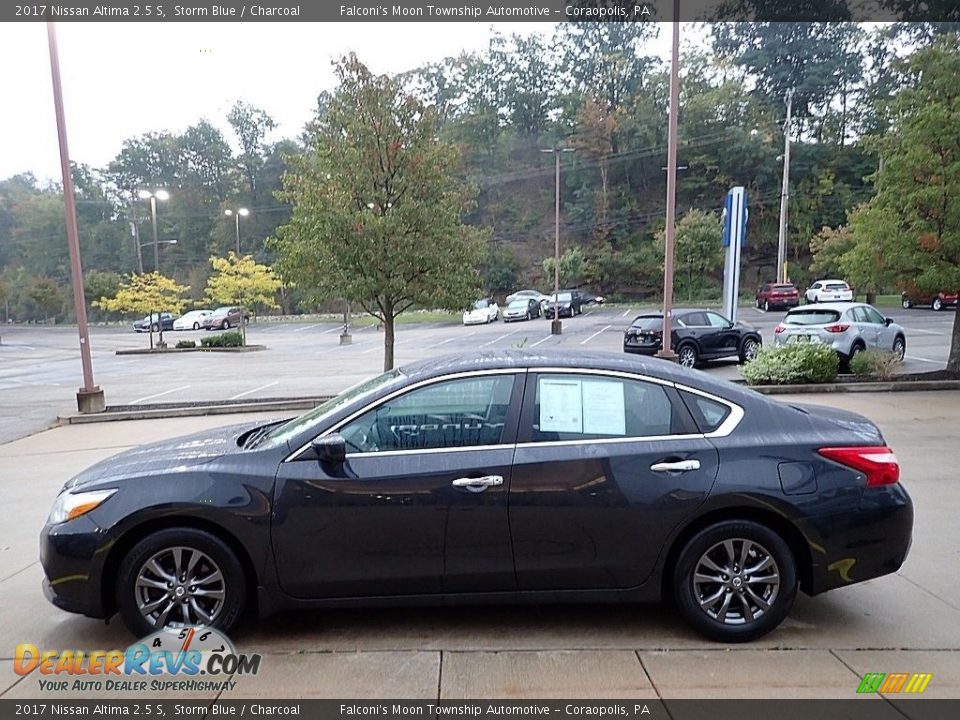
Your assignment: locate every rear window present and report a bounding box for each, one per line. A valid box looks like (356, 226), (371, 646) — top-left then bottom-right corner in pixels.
(826, 283), (849, 290)
(630, 316), (663, 331)
(773, 284), (796, 292)
(785, 309), (841, 325)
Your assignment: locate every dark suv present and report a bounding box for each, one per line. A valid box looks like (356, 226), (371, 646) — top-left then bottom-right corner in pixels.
(543, 290), (584, 319)
(623, 309), (762, 368)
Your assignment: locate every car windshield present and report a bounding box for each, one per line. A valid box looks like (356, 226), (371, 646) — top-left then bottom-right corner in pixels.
(555, 292), (572, 302)
(785, 309), (841, 325)
(472, 300), (490, 310)
(508, 300), (528, 309)
(631, 316), (663, 331)
(261, 368), (404, 447)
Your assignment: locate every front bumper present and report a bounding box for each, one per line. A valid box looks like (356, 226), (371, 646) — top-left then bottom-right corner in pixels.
(544, 307), (572, 318)
(39, 516), (110, 619)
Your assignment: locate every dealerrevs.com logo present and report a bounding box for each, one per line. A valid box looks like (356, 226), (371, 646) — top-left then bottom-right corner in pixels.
(14, 627), (261, 692)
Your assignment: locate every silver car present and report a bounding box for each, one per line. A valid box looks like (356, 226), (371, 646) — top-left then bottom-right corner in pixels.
(773, 302), (906, 364)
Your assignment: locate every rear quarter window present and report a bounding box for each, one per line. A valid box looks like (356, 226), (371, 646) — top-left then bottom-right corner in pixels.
(680, 392), (731, 433)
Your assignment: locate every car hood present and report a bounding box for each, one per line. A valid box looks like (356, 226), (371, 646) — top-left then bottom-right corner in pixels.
(788, 403), (885, 445)
(464, 308), (491, 317)
(63, 421), (260, 491)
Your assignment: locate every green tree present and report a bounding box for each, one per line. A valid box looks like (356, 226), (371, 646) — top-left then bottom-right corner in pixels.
(228, 100), (277, 207)
(841, 41), (960, 370)
(204, 253), (282, 345)
(809, 225), (854, 279)
(84, 270), (122, 322)
(542, 246), (586, 289)
(271, 54), (486, 370)
(26, 277), (65, 323)
(482, 245), (521, 296)
(95, 272), (189, 348)
(656, 210), (724, 301)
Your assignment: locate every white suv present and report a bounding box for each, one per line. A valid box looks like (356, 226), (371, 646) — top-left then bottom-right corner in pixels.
(804, 279), (853, 303)
(773, 302), (906, 365)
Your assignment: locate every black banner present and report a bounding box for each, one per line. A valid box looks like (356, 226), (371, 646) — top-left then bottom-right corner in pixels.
(3, 0), (960, 23)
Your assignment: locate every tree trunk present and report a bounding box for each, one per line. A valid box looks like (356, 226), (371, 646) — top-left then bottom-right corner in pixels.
(948, 309), (960, 374)
(383, 313), (395, 371)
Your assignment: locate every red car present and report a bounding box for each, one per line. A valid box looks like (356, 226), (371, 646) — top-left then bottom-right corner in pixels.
(901, 290), (959, 311)
(756, 282), (800, 311)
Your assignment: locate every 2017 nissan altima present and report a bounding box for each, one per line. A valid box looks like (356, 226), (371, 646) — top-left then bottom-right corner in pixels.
(40, 350), (912, 642)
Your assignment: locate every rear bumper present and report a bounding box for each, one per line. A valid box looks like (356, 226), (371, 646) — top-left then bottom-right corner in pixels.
(623, 343), (659, 355)
(761, 298), (800, 308)
(806, 483), (913, 595)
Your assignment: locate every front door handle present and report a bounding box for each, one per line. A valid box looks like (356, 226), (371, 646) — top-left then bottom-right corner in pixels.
(452, 475), (504, 492)
(650, 459), (701, 473)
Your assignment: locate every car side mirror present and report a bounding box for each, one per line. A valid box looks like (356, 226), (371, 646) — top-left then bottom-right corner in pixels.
(885, 317), (893, 326)
(310, 434), (346, 464)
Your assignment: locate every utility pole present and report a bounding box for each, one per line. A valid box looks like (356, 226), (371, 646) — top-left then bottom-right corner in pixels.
(46, 21), (104, 413)
(130, 220), (143, 274)
(655, 0), (681, 363)
(541, 146), (574, 335)
(776, 89), (794, 284)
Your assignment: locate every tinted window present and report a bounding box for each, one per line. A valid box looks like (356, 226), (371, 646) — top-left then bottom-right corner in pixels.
(862, 306), (886, 324)
(630, 316), (663, 331)
(339, 375), (515, 453)
(679, 312), (708, 327)
(850, 306), (870, 323)
(826, 283), (849, 290)
(705, 312), (730, 328)
(785, 310), (841, 325)
(531, 374), (675, 442)
(681, 392), (731, 433)
(556, 292), (572, 302)
(773, 284), (796, 292)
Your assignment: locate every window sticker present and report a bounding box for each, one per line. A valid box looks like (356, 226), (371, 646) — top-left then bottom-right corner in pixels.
(539, 378), (583, 432)
(582, 379), (626, 436)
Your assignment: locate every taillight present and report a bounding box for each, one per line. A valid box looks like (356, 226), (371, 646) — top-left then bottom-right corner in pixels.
(774, 324), (785, 334)
(818, 446), (900, 487)
(824, 324), (850, 333)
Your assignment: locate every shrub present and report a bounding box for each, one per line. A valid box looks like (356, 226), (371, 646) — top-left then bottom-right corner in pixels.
(175, 340), (196, 349)
(849, 349), (902, 380)
(741, 343), (839, 385)
(200, 331), (244, 348)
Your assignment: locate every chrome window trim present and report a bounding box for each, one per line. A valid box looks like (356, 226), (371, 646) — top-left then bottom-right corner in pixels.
(283, 366), (746, 462)
(284, 368), (523, 462)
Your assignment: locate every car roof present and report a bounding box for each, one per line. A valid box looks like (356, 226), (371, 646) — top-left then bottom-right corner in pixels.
(812, 279), (847, 284)
(787, 302), (862, 312)
(635, 308), (710, 317)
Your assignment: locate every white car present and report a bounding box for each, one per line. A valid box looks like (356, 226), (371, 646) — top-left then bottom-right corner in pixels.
(804, 279), (853, 304)
(173, 310), (212, 331)
(773, 302), (907, 364)
(505, 289), (549, 307)
(462, 298), (500, 325)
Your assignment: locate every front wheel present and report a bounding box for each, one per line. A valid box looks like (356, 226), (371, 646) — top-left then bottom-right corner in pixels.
(893, 335), (906, 361)
(902, 297), (913, 310)
(221, 320), (229, 330)
(116, 528), (246, 637)
(677, 344), (698, 368)
(151, 324), (159, 332)
(673, 520), (798, 643)
(739, 337), (761, 363)
(193, 322), (200, 330)
(932, 297), (943, 311)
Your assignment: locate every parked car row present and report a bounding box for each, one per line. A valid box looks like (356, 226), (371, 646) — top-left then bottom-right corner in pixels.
(132, 306), (248, 333)
(759, 278), (958, 313)
(464, 289), (605, 326)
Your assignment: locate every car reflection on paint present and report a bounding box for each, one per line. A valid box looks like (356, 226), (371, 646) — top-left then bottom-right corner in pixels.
(40, 350), (912, 643)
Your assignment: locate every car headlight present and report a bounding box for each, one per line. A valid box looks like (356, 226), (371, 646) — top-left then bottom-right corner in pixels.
(47, 488), (117, 525)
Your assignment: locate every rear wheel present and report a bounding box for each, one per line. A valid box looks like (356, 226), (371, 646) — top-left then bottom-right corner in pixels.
(902, 297), (913, 310)
(933, 297), (943, 311)
(151, 324), (159, 332)
(677, 344), (698, 368)
(116, 528), (246, 637)
(673, 520), (797, 643)
(893, 335), (906, 361)
(192, 322), (200, 330)
(221, 320), (229, 330)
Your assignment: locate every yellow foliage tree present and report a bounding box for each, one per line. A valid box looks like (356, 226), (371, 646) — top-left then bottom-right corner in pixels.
(95, 272), (189, 348)
(204, 253), (281, 345)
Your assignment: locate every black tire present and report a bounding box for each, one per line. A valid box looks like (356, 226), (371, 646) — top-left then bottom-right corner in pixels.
(192, 322), (200, 330)
(932, 297), (943, 311)
(525, 311), (531, 321)
(677, 343), (698, 368)
(221, 320), (229, 330)
(116, 527), (246, 637)
(739, 337), (761, 363)
(902, 297), (913, 310)
(763, 300), (770, 312)
(673, 520), (798, 643)
(151, 324), (159, 332)
(841, 342), (865, 372)
(893, 335), (906, 360)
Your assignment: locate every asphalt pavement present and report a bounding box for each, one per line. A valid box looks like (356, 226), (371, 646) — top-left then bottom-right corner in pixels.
(0, 305), (954, 445)
(1, 391), (959, 701)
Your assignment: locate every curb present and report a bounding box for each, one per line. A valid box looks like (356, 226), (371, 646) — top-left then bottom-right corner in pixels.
(745, 380), (960, 394)
(58, 397), (333, 424)
(116, 345), (266, 355)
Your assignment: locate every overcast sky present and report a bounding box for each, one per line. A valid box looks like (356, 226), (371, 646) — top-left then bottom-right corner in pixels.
(0, 22), (678, 184)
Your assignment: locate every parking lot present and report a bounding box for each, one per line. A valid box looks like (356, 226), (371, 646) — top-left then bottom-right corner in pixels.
(1, 390), (959, 701)
(0, 303), (955, 445)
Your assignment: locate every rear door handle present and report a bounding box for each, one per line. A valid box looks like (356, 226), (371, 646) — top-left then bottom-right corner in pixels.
(650, 460), (701, 473)
(452, 475), (504, 492)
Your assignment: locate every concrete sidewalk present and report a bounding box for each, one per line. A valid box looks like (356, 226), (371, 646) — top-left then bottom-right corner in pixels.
(2, 394), (959, 700)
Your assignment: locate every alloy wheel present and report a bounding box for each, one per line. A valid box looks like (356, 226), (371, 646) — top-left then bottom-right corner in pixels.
(742, 339), (760, 361)
(893, 337), (906, 360)
(678, 346), (697, 368)
(134, 546), (226, 628)
(692, 538), (781, 626)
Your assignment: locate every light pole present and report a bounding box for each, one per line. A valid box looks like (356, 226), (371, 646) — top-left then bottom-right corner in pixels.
(224, 207), (250, 255)
(776, 89), (795, 283)
(655, 0), (681, 363)
(541, 146), (575, 335)
(138, 189), (169, 271)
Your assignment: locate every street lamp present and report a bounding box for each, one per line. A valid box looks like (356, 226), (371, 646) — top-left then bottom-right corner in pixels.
(224, 207), (250, 255)
(540, 146), (575, 335)
(138, 189), (169, 271)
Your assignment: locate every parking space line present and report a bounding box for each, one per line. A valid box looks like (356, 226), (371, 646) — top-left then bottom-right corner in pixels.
(293, 323), (322, 333)
(905, 328), (944, 335)
(229, 380), (279, 400)
(529, 334), (554, 348)
(906, 355), (943, 364)
(131, 385), (191, 404)
(580, 325), (612, 345)
(480, 329), (522, 348)
(620, 308), (632, 317)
